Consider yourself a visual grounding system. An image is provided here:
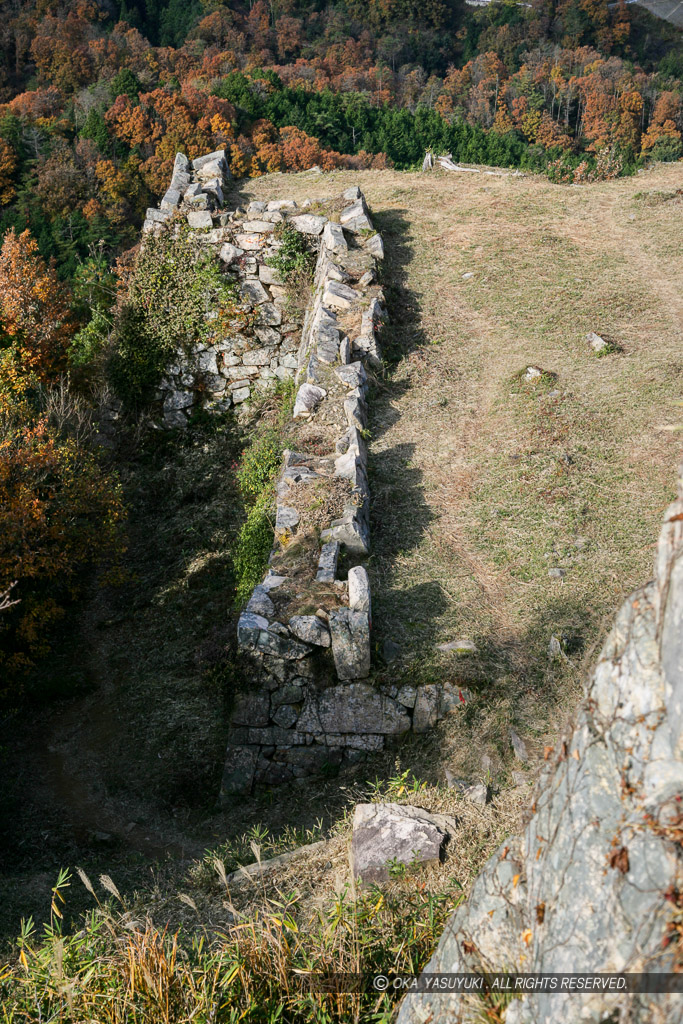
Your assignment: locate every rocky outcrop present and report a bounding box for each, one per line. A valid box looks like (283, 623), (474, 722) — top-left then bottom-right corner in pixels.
(397, 466), (683, 1024)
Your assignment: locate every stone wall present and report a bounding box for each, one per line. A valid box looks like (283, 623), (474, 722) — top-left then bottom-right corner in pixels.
(397, 466), (683, 1024)
(143, 150), (319, 427)
(143, 151), (469, 796)
(220, 185), (467, 798)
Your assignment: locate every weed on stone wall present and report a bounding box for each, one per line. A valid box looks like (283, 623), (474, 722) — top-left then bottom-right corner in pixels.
(233, 380), (296, 606)
(109, 224), (244, 411)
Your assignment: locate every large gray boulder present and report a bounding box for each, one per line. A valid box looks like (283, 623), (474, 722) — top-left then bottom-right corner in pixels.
(398, 463), (683, 1024)
(351, 803), (456, 884)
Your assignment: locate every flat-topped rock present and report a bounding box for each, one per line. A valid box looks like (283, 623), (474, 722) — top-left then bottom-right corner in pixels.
(351, 803), (456, 884)
(290, 214), (327, 235)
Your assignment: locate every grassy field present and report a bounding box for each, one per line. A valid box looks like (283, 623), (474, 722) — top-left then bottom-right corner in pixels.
(2, 162), (682, 1016)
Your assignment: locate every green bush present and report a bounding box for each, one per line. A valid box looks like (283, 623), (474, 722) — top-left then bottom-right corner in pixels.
(109, 225), (243, 411)
(267, 226), (315, 285)
(236, 428), (284, 499)
(648, 135), (683, 163)
(233, 495), (275, 606)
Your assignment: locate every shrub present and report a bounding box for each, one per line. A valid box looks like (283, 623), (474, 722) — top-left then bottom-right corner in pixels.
(267, 225), (315, 285)
(109, 225), (245, 411)
(648, 135), (683, 163)
(0, 409), (125, 692)
(233, 494), (275, 606)
(236, 428), (284, 499)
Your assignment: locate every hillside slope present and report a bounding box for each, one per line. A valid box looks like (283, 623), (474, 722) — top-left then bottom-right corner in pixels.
(2, 162), (683, 1016)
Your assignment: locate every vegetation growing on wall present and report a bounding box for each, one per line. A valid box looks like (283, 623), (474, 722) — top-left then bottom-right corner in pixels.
(233, 384), (296, 606)
(109, 226), (244, 410)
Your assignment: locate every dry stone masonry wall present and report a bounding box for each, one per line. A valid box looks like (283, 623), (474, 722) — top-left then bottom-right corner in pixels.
(220, 186), (466, 799)
(144, 151), (469, 797)
(143, 150), (316, 426)
(397, 465), (683, 1024)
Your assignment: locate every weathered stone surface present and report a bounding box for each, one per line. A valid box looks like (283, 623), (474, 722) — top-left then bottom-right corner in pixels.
(293, 383), (326, 419)
(235, 233), (265, 250)
(242, 219), (275, 234)
(259, 264), (284, 286)
(271, 684), (304, 706)
(187, 210), (213, 230)
(237, 612), (270, 650)
(509, 728), (529, 762)
(242, 347), (272, 366)
(397, 467), (683, 1024)
(339, 198), (373, 233)
(255, 627), (311, 660)
(254, 326), (282, 345)
(325, 263), (349, 284)
(344, 395), (366, 431)
(192, 149), (228, 172)
(396, 685), (417, 708)
(291, 214), (327, 235)
(246, 585), (275, 618)
(232, 692), (270, 727)
(351, 803), (455, 884)
(275, 505), (299, 538)
(298, 682), (409, 734)
(288, 615), (331, 647)
(316, 540), (340, 582)
(412, 683), (466, 732)
(339, 336), (352, 363)
(321, 515), (370, 555)
(163, 390), (193, 411)
(145, 207), (172, 224)
(323, 279), (360, 310)
(220, 241), (244, 262)
(257, 303), (282, 326)
(348, 566), (371, 618)
(220, 745), (258, 799)
(267, 199), (298, 212)
(587, 330), (609, 353)
(161, 187), (181, 209)
(271, 704), (299, 729)
(202, 177), (224, 205)
(322, 220), (348, 253)
(328, 608), (371, 680)
(335, 361), (367, 389)
(240, 279), (270, 305)
(231, 386), (250, 403)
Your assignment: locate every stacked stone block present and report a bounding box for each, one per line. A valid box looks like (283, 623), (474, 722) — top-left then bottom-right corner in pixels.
(221, 185), (466, 797)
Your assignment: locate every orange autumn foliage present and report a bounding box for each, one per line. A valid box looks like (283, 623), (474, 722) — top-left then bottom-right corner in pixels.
(0, 229), (75, 380)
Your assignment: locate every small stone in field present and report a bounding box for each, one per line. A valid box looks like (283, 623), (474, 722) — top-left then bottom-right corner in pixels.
(510, 729), (529, 762)
(462, 272), (474, 280)
(548, 567), (565, 579)
(383, 639), (401, 663)
(437, 639), (477, 654)
(587, 331), (609, 354)
(463, 783), (488, 805)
